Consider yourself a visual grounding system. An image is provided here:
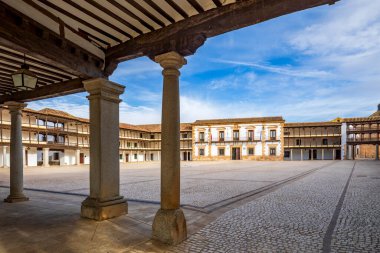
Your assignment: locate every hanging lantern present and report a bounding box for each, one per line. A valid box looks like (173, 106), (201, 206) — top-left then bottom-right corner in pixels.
(12, 55), (38, 90)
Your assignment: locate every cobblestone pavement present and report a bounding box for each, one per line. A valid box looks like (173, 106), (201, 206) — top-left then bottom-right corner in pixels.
(0, 161), (329, 208)
(0, 161), (379, 252)
(169, 161), (380, 253)
(330, 161), (380, 252)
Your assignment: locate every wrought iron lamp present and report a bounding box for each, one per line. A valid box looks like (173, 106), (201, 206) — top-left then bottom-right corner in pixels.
(12, 55), (38, 90)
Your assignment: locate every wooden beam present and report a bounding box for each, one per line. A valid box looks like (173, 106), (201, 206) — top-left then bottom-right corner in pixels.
(0, 78), (85, 104)
(105, 0), (339, 75)
(0, 1), (104, 79)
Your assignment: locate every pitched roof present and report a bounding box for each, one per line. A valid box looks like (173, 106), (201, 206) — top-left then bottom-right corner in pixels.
(193, 116), (285, 125)
(285, 121), (341, 127)
(136, 123), (192, 132)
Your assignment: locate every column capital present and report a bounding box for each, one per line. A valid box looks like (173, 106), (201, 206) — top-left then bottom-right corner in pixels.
(4, 101), (27, 112)
(154, 51), (187, 70)
(83, 78), (125, 103)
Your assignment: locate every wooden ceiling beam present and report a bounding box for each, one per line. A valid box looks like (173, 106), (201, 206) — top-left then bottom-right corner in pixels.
(85, 0), (143, 35)
(0, 78), (84, 104)
(0, 54), (72, 80)
(212, 0), (223, 7)
(107, 0), (154, 32)
(186, 0), (205, 13)
(105, 0), (339, 75)
(144, 0), (175, 23)
(125, 0), (166, 28)
(0, 1), (104, 79)
(165, 0), (189, 18)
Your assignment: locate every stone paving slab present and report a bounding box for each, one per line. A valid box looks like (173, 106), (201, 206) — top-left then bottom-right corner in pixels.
(0, 161), (379, 252)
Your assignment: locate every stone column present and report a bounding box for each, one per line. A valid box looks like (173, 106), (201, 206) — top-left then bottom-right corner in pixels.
(322, 149), (324, 160)
(152, 51), (187, 245)
(81, 78), (127, 221)
(376, 144), (379, 160)
(43, 148), (49, 167)
(333, 149), (336, 160)
(290, 149), (293, 161)
(75, 149), (80, 165)
(23, 146), (26, 166)
(4, 102), (28, 203)
(1, 146), (6, 167)
(301, 149), (304, 161)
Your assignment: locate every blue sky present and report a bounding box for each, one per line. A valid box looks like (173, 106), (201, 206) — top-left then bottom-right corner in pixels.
(30, 0), (380, 124)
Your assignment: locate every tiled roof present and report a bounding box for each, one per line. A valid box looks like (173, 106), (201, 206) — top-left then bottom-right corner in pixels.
(136, 123), (192, 132)
(285, 122), (341, 127)
(342, 116), (380, 123)
(193, 116), (284, 125)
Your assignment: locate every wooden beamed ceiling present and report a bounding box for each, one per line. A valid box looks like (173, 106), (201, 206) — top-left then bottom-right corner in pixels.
(0, 0), (339, 102)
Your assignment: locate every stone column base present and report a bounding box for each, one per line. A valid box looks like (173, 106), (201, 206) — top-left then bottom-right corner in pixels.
(4, 195), (29, 203)
(152, 208), (187, 245)
(81, 196), (128, 221)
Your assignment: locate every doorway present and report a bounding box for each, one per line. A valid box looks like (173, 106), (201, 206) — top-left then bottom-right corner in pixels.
(308, 149), (317, 160)
(125, 153), (129, 162)
(335, 149), (341, 160)
(183, 152), (188, 161)
(232, 147), (241, 160)
(80, 153), (84, 164)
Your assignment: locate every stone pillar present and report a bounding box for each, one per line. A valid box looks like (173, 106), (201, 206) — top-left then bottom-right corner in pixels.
(81, 78), (127, 221)
(152, 51), (187, 245)
(23, 146), (26, 166)
(75, 149), (80, 165)
(301, 149), (304, 161)
(322, 149), (324, 160)
(290, 149), (293, 161)
(1, 146), (6, 167)
(4, 102), (28, 203)
(376, 144), (379, 160)
(43, 148), (49, 167)
(333, 149), (336, 160)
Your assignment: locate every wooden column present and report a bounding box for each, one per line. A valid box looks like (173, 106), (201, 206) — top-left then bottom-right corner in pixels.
(152, 51), (187, 245)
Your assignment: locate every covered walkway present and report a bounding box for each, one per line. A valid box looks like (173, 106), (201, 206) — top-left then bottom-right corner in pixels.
(0, 0), (338, 246)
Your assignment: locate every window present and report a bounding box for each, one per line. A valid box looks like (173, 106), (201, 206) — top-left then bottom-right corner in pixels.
(182, 133), (188, 138)
(53, 153), (59, 160)
(284, 151), (290, 158)
(270, 130), (276, 140)
(134, 143), (137, 148)
(218, 148), (225, 156)
(322, 139), (328, 145)
(119, 154), (123, 160)
(270, 148), (276, 156)
(199, 132), (205, 142)
(219, 131), (225, 141)
(150, 134), (155, 139)
(140, 133), (143, 138)
(134, 154), (137, 159)
(248, 130), (254, 141)
(248, 148), (254, 155)
(127, 142), (131, 147)
(296, 139), (302, 145)
(199, 148), (205, 156)
(233, 130), (239, 141)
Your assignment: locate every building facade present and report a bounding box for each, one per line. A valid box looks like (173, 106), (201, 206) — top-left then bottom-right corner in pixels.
(0, 108), (192, 167)
(0, 105), (379, 167)
(192, 117), (285, 161)
(283, 122), (342, 161)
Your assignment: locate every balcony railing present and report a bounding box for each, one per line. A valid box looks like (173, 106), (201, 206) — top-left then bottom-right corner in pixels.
(347, 127), (380, 132)
(211, 137), (261, 142)
(347, 138), (380, 143)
